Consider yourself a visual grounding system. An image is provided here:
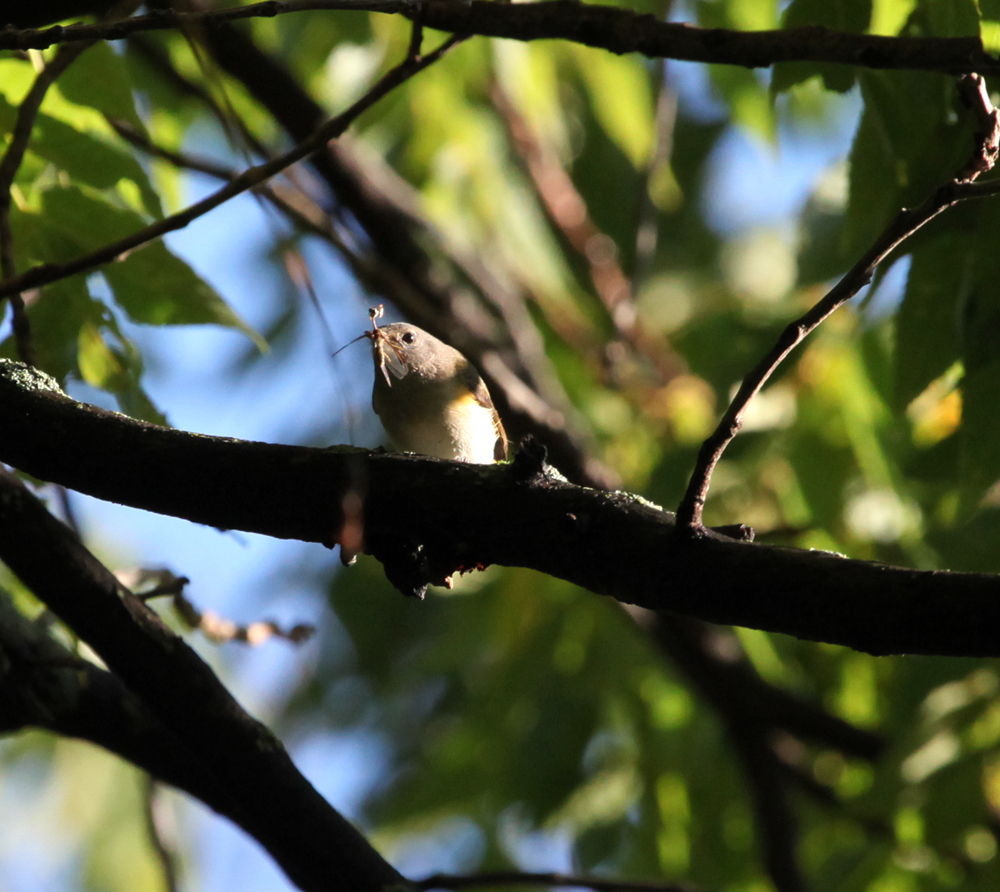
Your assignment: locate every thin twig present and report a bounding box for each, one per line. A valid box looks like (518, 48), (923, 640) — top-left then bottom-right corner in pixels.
(633, 58), (677, 289)
(0, 42), (93, 365)
(2, 0), (999, 79)
(676, 73), (1000, 532)
(141, 776), (181, 892)
(0, 30), (464, 302)
(111, 118), (470, 364)
(492, 82), (685, 382)
(416, 871), (702, 892)
(127, 35), (274, 163)
(110, 119), (351, 248)
(0, 1), (411, 51)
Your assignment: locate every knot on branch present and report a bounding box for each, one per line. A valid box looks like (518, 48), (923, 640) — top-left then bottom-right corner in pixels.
(956, 73), (1000, 181)
(511, 434), (571, 488)
(372, 538), (456, 600)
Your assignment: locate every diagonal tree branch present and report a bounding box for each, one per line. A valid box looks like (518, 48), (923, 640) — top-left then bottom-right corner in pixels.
(2, 0), (998, 77)
(676, 73), (1000, 532)
(192, 11), (612, 487)
(0, 470), (409, 892)
(0, 587), (238, 814)
(0, 41), (93, 366)
(4, 359), (1000, 658)
(0, 27), (461, 302)
(648, 617), (810, 892)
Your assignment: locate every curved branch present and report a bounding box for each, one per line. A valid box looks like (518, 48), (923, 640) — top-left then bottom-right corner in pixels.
(0, 42), (92, 366)
(0, 28), (460, 301)
(0, 588), (237, 814)
(1, 0), (997, 76)
(676, 73), (1000, 531)
(0, 469), (408, 892)
(3, 360), (1000, 658)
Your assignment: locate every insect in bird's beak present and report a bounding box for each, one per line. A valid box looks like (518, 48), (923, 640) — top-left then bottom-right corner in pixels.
(364, 305), (407, 387)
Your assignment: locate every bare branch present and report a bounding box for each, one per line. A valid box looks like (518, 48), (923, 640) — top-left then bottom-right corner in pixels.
(140, 777), (181, 892)
(0, 41), (92, 365)
(416, 871), (700, 892)
(5, 361), (1000, 657)
(676, 73), (1000, 532)
(0, 33), (462, 301)
(1, 0), (997, 77)
(493, 82), (685, 383)
(0, 468), (408, 892)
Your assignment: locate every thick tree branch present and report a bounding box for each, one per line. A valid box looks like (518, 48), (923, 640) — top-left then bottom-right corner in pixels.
(0, 588), (239, 812)
(4, 360), (1000, 658)
(0, 465), (408, 892)
(2, 0), (998, 76)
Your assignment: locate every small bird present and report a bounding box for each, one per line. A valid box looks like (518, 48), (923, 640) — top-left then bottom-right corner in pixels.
(366, 315), (507, 464)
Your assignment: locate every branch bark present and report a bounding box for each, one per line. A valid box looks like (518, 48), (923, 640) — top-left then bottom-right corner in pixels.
(4, 359), (1000, 658)
(0, 461), (408, 892)
(676, 73), (1000, 531)
(2, 0), (997, 77)
(0, 27), (459, 304)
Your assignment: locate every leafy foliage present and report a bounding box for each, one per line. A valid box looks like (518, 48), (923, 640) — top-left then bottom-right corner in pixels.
(5, 0), (1000, 891)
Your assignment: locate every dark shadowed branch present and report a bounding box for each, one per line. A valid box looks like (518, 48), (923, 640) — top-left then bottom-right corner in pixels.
(676, 73), (1000, 532)
(0, 24), (461, 302)
(3, 0), (999, 78)
(4, 359), (1000, 657)
(0, 471), (409, 892)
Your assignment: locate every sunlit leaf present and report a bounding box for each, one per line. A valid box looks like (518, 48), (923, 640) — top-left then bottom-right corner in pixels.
(36, 186), (264, 348)
(572, 47), (655, 169)
(0, 96), (161, 217)
(893, 233), (968, 412)
(56, 41), (146, 132)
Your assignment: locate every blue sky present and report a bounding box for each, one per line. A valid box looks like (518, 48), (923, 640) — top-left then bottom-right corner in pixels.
(0, 62), (865, 892)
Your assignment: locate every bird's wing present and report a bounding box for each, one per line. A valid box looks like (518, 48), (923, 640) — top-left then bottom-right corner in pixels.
(462, 361), (508, 461)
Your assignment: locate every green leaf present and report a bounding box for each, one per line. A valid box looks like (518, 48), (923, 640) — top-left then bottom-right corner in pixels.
(709, 66), (776, 143)
(572, 48), (655, 169)
(872, 0), (919, 35)
(56, 41), (146, 132)
(844, 71), (974, 257)
(698, 0), (778, 30)
(0, 96), (162, 218)
(773, 0), (872, 94)
(36, 186), (265, 348)
(914, 0), (980, 37)
(983, 0), (1000, 52)
(958, 358), (1000, 511)
(0, 276), (100, 383)
(0, 274), (167, 424)
(893, 234), (967, 411)
(77, 318), (125, 389)
(78, 317), (168, 424)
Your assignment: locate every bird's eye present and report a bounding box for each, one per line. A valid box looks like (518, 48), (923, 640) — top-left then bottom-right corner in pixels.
(401, 331), (416, 344)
